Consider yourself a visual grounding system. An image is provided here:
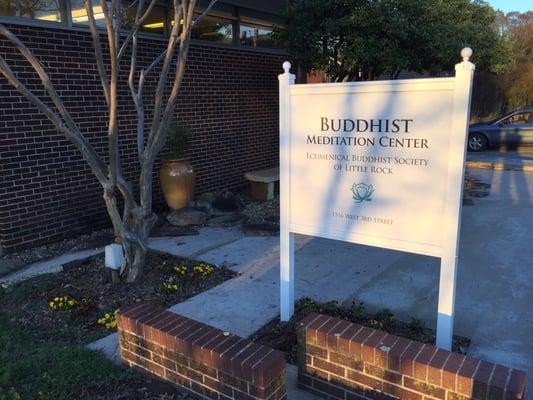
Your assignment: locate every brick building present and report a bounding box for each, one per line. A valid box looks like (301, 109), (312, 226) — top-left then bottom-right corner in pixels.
(0, 0), (287, 254)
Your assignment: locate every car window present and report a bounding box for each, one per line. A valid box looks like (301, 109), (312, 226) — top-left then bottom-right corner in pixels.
(502, 112), (530, 125)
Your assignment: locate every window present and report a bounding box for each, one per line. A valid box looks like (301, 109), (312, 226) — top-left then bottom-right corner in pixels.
(71, 0), (166, 35)
(127, 4), (167, 35)
(1, 0), (64, 22)
(239, 23), (277, 49)
(0, 0), (285, 51)
(191, 15), (233, 44)
(503, 112), (531, 125)
(70, 0), (108, 27)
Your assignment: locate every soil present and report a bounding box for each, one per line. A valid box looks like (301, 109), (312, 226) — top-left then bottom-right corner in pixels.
(249, 298), (471, 364)
(0, 251), (237, 345)
(1, 228), (115, 266)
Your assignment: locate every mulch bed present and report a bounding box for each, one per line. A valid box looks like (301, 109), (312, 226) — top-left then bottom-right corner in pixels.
(249, 297), (471, 364)
(0, 251), (237, 345)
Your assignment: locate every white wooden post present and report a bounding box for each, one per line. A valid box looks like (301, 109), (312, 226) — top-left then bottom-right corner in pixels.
(436, 48), (475, 350)
(279, 61), (295, 321)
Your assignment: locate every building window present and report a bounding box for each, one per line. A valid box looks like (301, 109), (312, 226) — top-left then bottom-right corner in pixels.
(70, 0), (106, 27)
(191, 14), (233, 44)
(70, 0), (166, 35)
(0, 0), (64, 22)
(127, 4), (167, 35)
(239, 23), (277, 49)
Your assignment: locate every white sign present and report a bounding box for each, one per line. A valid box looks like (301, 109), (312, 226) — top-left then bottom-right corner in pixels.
(279, 49), (475, 351)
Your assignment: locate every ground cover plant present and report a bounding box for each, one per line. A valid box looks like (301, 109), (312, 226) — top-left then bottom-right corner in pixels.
(0, 251), (235, 398)
(250, 297), (470, 364)
(0, 316), (197, 400)
(0, 251), (236, 345)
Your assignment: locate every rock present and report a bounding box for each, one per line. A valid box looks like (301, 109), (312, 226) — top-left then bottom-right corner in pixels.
(213, 190), (244, 212)
(207, 213), (243, 228)
(167, 208), (209, 227)
(151, 225), (199, 237)
(242, 217), (279, 236)
(196, 192), (216, 204)
(189, 200), (213, 217)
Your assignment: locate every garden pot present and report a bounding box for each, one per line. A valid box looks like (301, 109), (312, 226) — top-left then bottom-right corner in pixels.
(159, 159), (195, 210)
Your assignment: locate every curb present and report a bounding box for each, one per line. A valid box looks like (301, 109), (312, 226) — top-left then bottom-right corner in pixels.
(466, 160), (533, 173)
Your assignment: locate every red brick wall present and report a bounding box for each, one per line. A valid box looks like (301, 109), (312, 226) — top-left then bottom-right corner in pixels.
(0, 23), (285, 253)
(297, 313), (527, 400)
(117, 303), (286, 400)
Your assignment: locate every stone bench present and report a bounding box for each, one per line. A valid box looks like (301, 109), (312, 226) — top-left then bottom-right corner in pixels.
(117, 303), (286, 400)
(244, 167), (279, 201)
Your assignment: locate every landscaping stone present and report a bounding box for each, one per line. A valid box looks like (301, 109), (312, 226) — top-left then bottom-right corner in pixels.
(213, 190), (244, 212)
(166, 207), (209, 227)
(242, 217), (279, 236)
(207, 213), (243, 227)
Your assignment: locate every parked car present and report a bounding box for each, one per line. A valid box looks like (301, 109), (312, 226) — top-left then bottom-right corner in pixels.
(468, 107), (533, 151)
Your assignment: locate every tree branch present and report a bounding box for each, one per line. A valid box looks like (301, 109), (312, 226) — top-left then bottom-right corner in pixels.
(82, 0), (110, 104)
(117, 0), (158, 60)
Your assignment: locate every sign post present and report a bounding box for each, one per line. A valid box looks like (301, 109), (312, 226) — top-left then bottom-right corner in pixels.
(436, 48), (475, 349)
(279, 61), (296, 321)
(279, 50), (475, 351)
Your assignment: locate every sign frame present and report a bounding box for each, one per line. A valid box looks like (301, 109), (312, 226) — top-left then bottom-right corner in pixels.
(279, 49), (475, 351)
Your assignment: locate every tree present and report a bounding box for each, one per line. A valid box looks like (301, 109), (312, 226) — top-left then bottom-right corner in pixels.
(0, 0), (217, 282)
(276, 0), (511, 82)
(496, 11), (533, 109)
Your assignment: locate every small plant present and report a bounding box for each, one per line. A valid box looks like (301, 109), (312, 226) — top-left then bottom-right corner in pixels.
(173, 265), (189, 276)
(319, 300), (340, 315)
(160, 260), (170, 270)
(296, 297), (320, 314)
(48, 295), (78, 310)
(162, 276), (179, 293)
(162, 122), (189, 160)
(97, 309), (119, 330)
(407, 318), (425, 335)
(350, 301), (366, 320)
(193, 263), (214, 277)
(372, 308), (396, 330)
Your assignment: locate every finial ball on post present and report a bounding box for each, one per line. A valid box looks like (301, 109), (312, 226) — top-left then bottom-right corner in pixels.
(461, 47), (473, 62)
(282, 61), (291, 73)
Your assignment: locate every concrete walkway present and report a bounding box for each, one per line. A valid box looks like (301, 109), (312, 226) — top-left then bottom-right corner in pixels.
(0, 248), (103, 287)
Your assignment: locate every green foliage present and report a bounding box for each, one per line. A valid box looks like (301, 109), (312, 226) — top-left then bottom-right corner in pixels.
(350, 301), (366, 320)
(319, 300), (340, 314)
(0, 317), (130, 400)
(276, 0), (511, 81)
(497, 11), (533, 109)
(162, 122), (189, 160)
(407, 317), (426, 335)
(370, 308), (396, 330)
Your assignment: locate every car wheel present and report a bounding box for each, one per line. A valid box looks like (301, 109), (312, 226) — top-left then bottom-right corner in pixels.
(468, 133), (487, 152)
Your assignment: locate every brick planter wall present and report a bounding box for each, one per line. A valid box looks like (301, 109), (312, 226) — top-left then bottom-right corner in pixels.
(117, 304), (286, 400)
(0, 23), (285, 253)
(297, 313), (527, 400)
